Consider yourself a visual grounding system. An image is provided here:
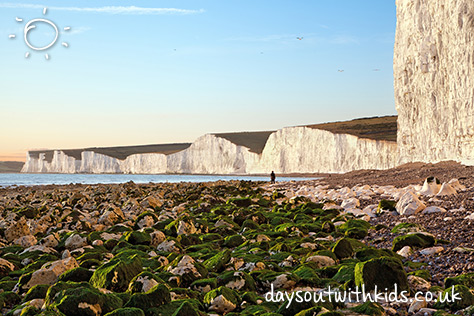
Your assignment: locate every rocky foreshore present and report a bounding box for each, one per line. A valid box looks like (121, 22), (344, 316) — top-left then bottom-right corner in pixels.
(0, 163), (474, 316)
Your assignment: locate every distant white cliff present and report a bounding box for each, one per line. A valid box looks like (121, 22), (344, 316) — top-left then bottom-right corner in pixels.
(21, 127), (398, 174)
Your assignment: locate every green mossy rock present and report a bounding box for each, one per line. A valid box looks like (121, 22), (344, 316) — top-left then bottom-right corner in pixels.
(124, 284), (171, 311)
(392, 233), (435, 252)
(0, 291), (21, 308)
(58, 267), (94, 283)
(294, 307), (325, 316)
(445, 272), (474, 288)
(203, 249), (231, 272)
(217, 271), (256, 291)
(293, 265), (321, 286)
(434, 285), (474, 311)
(127, 271), (164, 294)
(49, 286), (123, 316)
(354, 256), (408, 292)
(123, 231), (151, 246)
(332, 238), (354, 259)
(391, 222), (425, 234)
(223, 234), (245, 248)
(172, 301), (202, 316)
(203, 286), (240, 313)
(24, 284), (50, 301)
(90, 254), (142, 292)
(227, 197), (252, 207)
(190, 278), (217, 292)
(408, 269), (431, 281)
(0, 280), (17, 292)
(351, 301), (385, 316)
(355, 247), (399, 262)
(377, 200), (396, 213)
(104, 308), (145, 316)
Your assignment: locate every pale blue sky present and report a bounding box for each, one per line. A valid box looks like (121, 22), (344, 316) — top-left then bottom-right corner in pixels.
(0, 1), (397, 161)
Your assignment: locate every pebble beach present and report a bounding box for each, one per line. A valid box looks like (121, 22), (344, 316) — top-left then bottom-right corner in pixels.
(0, 162), (473, 315)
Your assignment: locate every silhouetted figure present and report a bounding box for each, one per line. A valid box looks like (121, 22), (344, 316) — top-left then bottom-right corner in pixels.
(270, 171), (276, 184)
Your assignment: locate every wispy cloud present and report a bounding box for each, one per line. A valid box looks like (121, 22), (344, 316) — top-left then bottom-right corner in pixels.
(331, 35), (360, 45)
(0, 3), (204, 15)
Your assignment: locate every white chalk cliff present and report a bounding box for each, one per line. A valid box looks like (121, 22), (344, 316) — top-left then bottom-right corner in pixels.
(21, 128), (398, 174)
(394, 0), (474, 165)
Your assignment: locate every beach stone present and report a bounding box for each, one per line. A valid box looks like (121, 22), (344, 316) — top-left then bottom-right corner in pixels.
(128, 272), (160, 293)
(168, 255), (204, 285)
(408, 275), (431, 292)
(177, 219), (197, 236)
(20, 245), (57, 255)
(332, 237), (354, 259)
(421, 206), (446, 214)
(26, 257), (79, 289)
(65, 234), (88, 250)
(150, 231), (166, 247)
(396, 192), (426, 215)
(453, 247), (474, 253)
(305, 255), (336, 268)
(448, 179), (466, 191)
(5, 217), (30, 242)
(13, 235), (37, 248)
(436, 183), (457, 196)
(354, 256), (409, 291)
(419, 177), (441, 196)
(341, 198), (360, 209)
(465, 213), (474, 221)
(415, 308), (437, 316)
(0, 258), (15, 277)
(408, 297), (427, 314)
(98, 206), (124, 226)
(136, 215), (154, 229)
(157, 240), (180, 253)
(419, 246), (444, 255)
(396, 246), (413, 258)
(41, 233), (59, 248)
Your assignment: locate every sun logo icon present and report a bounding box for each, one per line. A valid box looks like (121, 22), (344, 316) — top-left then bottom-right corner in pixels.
(9, 7), (71, 60)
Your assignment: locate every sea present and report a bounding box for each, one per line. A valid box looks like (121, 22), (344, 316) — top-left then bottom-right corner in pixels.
(0, 173), (316, 187)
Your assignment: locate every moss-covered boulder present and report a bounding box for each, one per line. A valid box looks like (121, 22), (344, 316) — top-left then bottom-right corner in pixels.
(190, 278), (217, 293)
(445, 273), (474, 289)
(217, 271), (256, 291)
(24, 284), (50, 301)
(104, 308), (145, 316)
(351, 301), (385, 316)
(203, 286), (240, 314)
(392, 232), (435, 252)
(128, 271), (164, 293)
(48, 285), (123, 316)
(90, 254), (142, 292)
(354, 256), (408, 292)
(203, 249), (231, 272)
(391, 222), (425, 234)
(377, 200), (396, 213)
(223, 234), (245, 248)
(124, 284), (171, 311)
(434, 285), (474, 311)
(338, 219), (371, 239)
(58, 267), (94, 283)
(172, 300), (203, 316)
(332, 238), (354, 259)
(123, 231), (151, 246)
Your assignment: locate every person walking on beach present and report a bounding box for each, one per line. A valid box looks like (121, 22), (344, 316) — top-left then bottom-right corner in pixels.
(270, 171), (276, 183)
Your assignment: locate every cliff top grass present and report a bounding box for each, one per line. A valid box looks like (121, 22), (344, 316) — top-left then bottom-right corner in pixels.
(0, 161), (24, 173)
(28, 143), (192, 163)
(306, 115), (397, 142)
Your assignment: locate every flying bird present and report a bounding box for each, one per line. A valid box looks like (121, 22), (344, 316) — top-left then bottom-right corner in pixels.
(338, 69), (344, 72)
(296, 37), (303, 40)
(373, 69), (381, 71)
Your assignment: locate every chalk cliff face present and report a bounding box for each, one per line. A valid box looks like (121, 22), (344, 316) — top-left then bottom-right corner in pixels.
(258, 127), (398, 174)
(395, 0), (474, 165)
(21, 128), (398, 174)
